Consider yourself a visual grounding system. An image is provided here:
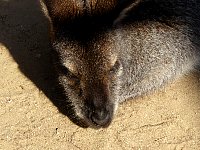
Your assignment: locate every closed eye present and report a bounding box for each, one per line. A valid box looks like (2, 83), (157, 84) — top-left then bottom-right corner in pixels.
(109, 60), (122, 75)
(58, 65), (79, 79)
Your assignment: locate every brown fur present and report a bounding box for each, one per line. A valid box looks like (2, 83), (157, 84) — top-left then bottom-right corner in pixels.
(42, 0), (200, 128)
(44, 0), (120, 22)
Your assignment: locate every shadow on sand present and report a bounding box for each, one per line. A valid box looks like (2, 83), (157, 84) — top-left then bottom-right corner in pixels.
(0, 0), (86, 128)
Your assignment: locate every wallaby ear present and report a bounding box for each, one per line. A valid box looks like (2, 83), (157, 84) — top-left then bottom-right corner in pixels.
(43, 0), (120, 22)
(114, 0), (141, 25)
(43, 0), (85, 22)
(86, 0), (118, 15)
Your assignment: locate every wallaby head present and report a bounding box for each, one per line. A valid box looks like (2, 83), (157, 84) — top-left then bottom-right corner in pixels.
(43, 0), (200, 128)
(53, 31), (123, 128)
(43, 0), (128, 128)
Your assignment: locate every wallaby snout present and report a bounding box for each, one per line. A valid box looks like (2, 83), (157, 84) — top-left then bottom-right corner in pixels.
(84, 81), (114, 127)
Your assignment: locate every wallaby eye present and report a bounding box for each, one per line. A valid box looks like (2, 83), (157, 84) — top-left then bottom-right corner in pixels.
(58, 65), (81, 87)
(109, 60), (122, 75)
(59, 65), (79, 79)
(59, 65), (72, 75)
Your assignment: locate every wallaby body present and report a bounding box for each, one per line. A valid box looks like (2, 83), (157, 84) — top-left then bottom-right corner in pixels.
(43, 0), (200, 128)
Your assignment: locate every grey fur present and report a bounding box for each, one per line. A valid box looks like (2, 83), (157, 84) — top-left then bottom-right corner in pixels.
(43, 0), (200, 128)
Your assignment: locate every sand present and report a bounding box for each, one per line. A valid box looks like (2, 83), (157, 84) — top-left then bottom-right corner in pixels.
(0, 0), (200, 149)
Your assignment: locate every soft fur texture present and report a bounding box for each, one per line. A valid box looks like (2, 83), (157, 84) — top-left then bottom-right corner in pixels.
(43, 0), (200, 128)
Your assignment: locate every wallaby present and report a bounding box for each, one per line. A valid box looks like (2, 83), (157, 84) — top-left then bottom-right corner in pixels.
(43, 0), (200, 128)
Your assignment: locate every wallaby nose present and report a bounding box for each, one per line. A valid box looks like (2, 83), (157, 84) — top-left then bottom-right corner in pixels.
(90, 108), (111, 127)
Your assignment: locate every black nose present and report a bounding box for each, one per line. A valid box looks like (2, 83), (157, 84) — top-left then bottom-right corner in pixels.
(90, 108), (111, 127)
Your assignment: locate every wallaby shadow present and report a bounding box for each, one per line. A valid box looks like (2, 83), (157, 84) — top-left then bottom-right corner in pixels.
(0, 0), (86, 128)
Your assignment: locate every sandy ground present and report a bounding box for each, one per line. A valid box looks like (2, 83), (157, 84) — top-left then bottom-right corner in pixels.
(0, 0), (200, 150)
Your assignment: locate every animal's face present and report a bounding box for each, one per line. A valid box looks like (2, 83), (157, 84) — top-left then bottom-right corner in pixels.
(43, 0), (137, 128)
(53, 33), (123, 128)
